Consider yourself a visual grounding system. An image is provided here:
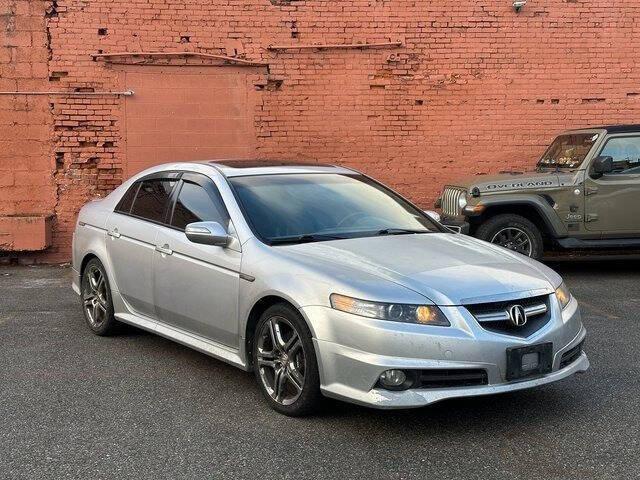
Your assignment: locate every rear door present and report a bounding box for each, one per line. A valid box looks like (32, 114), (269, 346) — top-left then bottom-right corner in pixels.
(105, 174), (179, 318)
(584, 134), (640, 235)
(153, 173), (241, 347)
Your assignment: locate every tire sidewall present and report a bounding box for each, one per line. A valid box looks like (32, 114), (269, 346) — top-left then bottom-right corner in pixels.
(477, 215), (544, 260)
(81, 258), (117, 335)
(252, 304), (321, 416)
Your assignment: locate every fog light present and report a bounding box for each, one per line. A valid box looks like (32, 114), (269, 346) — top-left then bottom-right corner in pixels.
(379, 369), (413, 390)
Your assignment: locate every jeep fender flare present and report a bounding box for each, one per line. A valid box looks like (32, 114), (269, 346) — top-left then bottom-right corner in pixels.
(476, 194), (568, 238)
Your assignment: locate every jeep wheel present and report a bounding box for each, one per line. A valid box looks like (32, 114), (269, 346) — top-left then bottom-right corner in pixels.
(476, 214), (544, 260)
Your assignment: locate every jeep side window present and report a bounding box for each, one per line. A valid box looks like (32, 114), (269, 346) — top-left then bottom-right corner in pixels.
(599, 136), (640, 174)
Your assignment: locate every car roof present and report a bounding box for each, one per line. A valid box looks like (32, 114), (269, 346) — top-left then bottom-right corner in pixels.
(566, 124), (640, 134)
(206, 160), (357, 178)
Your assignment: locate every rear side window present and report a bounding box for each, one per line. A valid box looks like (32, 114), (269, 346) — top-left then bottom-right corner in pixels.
(130, 179), (177, 223)
(171, 181), (229, 230)
(115, 183), (139, 213)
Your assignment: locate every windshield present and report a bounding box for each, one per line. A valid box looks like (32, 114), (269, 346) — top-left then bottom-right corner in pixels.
(229, 173), (441, 244)
(537, 133), (599, 169)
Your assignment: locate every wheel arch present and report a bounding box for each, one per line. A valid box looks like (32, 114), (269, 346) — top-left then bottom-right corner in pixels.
(471, 196), (567, 240)
(243, 294), (315, 371)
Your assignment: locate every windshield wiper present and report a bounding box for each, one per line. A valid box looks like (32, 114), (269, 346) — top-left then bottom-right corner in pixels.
(269, 233), (348, 245)
(375, 228), (430, 236)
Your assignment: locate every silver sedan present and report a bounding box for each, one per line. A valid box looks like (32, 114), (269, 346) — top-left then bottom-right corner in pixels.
(72, 161), (589, 415)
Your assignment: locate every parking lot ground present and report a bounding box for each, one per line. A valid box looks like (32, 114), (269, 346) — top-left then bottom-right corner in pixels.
(1, 261), (639, 480)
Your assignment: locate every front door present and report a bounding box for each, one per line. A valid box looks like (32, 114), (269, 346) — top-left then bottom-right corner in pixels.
(584, 135), (640, 235)
(153, 173), (241, 347)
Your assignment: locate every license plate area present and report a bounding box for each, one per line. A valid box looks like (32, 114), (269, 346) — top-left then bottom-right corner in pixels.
(506, 343), (553, 381)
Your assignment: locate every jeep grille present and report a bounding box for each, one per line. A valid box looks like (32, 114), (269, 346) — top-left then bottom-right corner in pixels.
(441, 187), (466, 216)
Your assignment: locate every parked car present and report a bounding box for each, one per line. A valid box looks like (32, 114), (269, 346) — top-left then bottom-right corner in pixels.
(437, 125), (640, 260)
(72, 161), (588, 416)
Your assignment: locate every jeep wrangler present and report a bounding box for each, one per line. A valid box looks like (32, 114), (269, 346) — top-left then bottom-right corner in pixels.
(436, 125), (640, 260)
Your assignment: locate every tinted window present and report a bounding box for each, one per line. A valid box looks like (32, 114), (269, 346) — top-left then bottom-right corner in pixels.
(115, 183), (139, 213)
(171, 181), (228, 230)
(230, 173), (439, 243)
(599, 136), (640, 174)
(130, 180), (176, 223)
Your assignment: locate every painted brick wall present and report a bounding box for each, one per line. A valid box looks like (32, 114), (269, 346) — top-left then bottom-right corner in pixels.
(3, 0), (640, 262)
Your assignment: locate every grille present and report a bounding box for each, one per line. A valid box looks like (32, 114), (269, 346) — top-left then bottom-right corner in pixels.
(465, 294), (552, 338)
(441, 186), (466, 216)
(560, 341), (584, 369)
(417, 369), (488, 389)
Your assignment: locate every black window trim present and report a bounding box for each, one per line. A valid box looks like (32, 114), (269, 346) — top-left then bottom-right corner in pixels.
(113, 170), (232, 232)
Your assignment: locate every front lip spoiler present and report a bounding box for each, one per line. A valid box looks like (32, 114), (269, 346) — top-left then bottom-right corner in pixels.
(320, 352), (589, 409)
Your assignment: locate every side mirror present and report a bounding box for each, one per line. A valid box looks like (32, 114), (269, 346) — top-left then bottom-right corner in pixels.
(185, 221), (230, 247)
(424, 210), (441, 222)
(592, 156), (613, 177)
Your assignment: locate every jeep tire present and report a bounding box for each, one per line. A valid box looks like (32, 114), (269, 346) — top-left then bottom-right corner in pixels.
(476, 214), (544, 260)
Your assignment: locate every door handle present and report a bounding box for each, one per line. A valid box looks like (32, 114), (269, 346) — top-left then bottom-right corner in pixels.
(107, 229), (121, 238)
(155, 244), (173, 255)
(585, 186), (598, 196)
(586, 213), (599, 223)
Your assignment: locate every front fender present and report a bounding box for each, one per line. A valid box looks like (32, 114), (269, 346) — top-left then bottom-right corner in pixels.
(477, 194), (568, 238)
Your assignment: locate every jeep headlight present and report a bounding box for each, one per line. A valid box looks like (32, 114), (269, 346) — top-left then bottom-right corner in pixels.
(330, 294), (450, 326)
(458, 195), (468, 209)
(555, 282), (572, 309)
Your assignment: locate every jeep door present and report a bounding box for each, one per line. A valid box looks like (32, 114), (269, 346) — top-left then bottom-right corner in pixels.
(153, 172), (241, 347)
(584, 134), (640, 235)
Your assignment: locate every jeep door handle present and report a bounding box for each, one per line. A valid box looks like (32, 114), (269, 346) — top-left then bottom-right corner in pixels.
(107, 229), (121, 238)
(155, 244), (173, 255)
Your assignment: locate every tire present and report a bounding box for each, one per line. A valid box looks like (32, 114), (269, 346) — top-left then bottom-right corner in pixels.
(476, 214), (544, 260)
(80, 258), (120, 336)
(252, 303), (322, 416)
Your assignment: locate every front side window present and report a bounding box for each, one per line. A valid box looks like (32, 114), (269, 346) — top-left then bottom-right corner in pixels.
(230, 173), (440, 244)
(537, 133), (599, 170)
(598, 136), (640, 174)
(130, 179), (176, 223)
(170, 181), (229, 230)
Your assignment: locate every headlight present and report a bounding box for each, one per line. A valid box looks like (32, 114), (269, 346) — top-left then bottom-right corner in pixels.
(555, 282), (572, 309)
(330, 294), (450, 326)
(458, 195), (468, 209)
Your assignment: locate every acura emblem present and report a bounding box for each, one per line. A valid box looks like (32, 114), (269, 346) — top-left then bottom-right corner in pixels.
(508, 304), (527, 327)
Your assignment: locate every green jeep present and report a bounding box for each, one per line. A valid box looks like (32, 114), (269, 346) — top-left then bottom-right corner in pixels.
(436, 125), (640, 260)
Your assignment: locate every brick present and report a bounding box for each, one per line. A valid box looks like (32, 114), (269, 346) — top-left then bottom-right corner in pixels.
(4, 0), (640, 262)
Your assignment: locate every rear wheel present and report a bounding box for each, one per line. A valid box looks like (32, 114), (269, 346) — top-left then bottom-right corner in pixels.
(81, 258), (119, 336)
(252, 303), (322, 416)
(476, 214), (544, 260)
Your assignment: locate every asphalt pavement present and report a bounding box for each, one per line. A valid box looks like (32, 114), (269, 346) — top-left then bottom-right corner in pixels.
(1, 261), (639, 479)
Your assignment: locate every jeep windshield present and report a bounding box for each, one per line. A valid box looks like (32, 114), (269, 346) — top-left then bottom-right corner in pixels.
(537, 133), (599, 170)
(229, 173), (443, 245)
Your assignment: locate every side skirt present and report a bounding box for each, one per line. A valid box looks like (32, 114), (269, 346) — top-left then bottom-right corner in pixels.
(115, 311), (249, 371)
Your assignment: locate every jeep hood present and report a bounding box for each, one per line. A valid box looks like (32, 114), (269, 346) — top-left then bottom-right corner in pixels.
(447, 170), (578, 194)
(282, 233), (560, 305)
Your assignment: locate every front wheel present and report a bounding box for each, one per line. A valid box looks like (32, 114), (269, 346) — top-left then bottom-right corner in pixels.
(252, 303), (322, 416)
(476, 214), (544, 260)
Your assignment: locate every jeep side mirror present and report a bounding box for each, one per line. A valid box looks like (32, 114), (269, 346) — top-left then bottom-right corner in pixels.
(592, 156), (613, 177)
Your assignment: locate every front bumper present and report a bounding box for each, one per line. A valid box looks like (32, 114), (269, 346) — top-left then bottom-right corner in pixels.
(440, 214), (470, 235)
(301, 296), (588, 409)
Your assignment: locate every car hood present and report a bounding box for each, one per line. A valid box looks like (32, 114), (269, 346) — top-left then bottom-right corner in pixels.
(282, 233), (559, 306)
(447, 170), (579, 194)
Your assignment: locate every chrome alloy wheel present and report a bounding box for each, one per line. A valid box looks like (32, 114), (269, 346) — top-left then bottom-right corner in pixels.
(490, 227), (533, 257)
(83, 265), (109, 327)
(256, 316), (306, 406)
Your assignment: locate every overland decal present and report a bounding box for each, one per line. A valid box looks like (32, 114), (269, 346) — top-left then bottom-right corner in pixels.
(484, 180), (555, 191)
